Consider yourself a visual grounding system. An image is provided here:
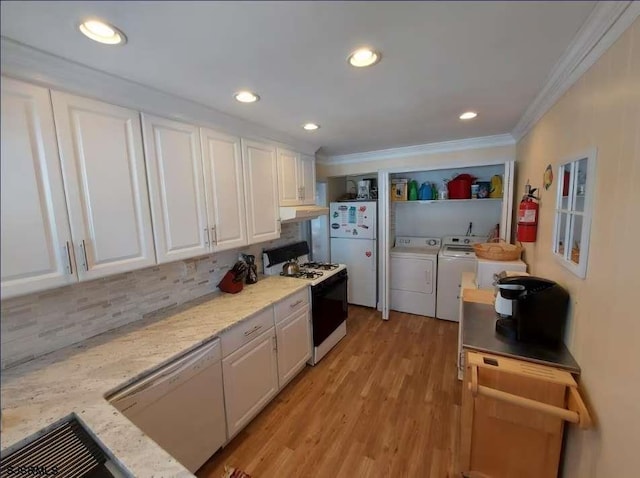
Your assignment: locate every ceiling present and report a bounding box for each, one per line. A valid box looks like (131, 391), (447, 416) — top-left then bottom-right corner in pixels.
(0, 1), (596, 156)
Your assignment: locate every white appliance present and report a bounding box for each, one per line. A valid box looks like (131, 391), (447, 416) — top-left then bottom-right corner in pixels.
(329, 201), (377, 308)
(263, 241), (348, 364)
(436, 236), (487, 322)
(109, 339), (226, 473)
(390, 236), (441, 317)
(475, 257), (527, 289)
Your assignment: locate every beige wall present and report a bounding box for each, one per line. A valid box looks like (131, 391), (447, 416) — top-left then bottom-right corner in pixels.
(516, 18), (639, 477)
(316, 144), (515, 179)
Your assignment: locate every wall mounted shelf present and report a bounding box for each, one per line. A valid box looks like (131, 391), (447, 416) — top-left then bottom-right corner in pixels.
(393, 198), (503, 205)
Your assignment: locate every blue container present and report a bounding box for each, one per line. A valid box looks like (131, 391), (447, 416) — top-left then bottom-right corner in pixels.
(477, 181), (491, 199)
(419, 182), (433, 200)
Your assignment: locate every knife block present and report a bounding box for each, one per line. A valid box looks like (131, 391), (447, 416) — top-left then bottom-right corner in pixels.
(218, 271), (243, 294)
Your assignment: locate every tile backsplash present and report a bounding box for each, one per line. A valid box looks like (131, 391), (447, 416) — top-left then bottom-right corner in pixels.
(0, 223), (302, 369)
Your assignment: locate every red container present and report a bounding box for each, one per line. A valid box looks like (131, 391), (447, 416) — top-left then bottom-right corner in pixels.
(562, 170), (570, 196)
(447, 174), (476, 199)
(218, 271), (244, 294)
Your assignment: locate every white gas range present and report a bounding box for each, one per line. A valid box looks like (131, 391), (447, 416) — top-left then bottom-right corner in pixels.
(263, 256), (347, 286)
(263, 241), (348, 365)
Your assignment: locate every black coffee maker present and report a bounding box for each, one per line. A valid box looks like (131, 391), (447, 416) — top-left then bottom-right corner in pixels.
(495, 276), (569, 348)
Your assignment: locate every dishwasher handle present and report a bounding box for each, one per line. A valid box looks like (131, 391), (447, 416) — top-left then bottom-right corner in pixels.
(109, 340), (220, 406)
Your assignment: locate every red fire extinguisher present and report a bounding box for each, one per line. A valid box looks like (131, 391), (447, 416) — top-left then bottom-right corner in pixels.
(517, 183), (539, 243)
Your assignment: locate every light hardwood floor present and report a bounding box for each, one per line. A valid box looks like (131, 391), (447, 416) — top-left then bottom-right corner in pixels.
(197, 306), (461, 478)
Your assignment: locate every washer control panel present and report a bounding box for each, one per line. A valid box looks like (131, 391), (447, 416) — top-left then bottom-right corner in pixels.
(395, 237), (441, 248)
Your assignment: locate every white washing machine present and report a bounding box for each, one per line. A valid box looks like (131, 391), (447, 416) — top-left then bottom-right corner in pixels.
(436, 236), (487, 322)
(390, 236), (441, 317)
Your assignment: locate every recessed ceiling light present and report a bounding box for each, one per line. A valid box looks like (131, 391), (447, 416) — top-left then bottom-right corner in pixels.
(348, 48), (381, 68)
(459, 111), (478, 120)
(303, 123), (320, 131)
(79, 19), (126, 45)
(234, 91), (260, 103)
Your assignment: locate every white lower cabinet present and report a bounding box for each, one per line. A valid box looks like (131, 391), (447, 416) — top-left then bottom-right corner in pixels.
(273, 289), (312, 387)
(276, 307), (312, 387)
(222, 326), (279, 439)
(220, 290), (311, 441)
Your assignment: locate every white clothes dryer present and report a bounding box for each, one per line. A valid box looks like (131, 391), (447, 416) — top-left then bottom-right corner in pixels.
(390, 237), (441, 317)
(436, 236), (487, 322)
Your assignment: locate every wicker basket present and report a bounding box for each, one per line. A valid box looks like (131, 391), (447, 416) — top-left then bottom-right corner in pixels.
(473, 239), (522, 261)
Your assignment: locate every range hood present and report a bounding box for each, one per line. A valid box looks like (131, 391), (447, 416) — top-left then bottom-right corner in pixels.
(279, 205), (329, 223)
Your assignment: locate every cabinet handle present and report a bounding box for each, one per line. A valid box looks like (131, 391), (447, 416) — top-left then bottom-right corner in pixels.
(79, 240), (89, 272)
(243, 324), (263, 337)
(204, 228), (210, 247)
(277, 219), (281, 234)
(211, 226), (217, 245)
(289, 299), (304, 308)
(301, 186), (305, 199)
(64, 241), (73, 275)
(273, 336), (278, 352)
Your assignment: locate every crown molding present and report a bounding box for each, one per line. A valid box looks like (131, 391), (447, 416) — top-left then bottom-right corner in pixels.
(317, 134), (515, 166)
(0, 37), (319, 155)
(512, 1), (640, 141)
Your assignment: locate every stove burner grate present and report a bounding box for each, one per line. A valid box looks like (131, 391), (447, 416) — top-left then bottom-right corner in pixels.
(299, 262), (339, 271)
(280, 269), (324, 280)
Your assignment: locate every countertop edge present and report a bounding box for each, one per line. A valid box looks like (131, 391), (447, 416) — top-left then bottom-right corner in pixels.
(461, 301), (581, 375)
(1, 277), (311, 476)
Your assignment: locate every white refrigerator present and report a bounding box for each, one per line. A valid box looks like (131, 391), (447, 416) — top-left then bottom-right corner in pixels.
(330, 201), (377, 308)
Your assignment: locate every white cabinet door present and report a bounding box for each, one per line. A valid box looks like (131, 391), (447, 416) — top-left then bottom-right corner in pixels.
(300, 153), (316, 205)
(51, 91), (155, 281)
(200, 128), (248, 252)
(276, 307), (311, 387)
(242, 139), (280, 244)
(1, 78), (76, 298)
(277, 147), (300, 206)
(141, 114), (209, 263)
(222, 328), (279, 439)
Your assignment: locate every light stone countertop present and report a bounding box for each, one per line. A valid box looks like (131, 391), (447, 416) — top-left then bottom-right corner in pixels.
(0, 275), (309, 476)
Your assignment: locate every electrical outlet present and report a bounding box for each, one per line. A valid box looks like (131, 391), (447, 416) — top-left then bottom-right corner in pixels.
(182, 260), (196, 276)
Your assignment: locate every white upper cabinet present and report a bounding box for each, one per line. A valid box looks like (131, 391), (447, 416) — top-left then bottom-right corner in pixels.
(277, 147), (300, 207)
(300, 153), (316, 205)
(51, 91), (156, 281)
(200, 128), (248, 252)
(277, 149), (317, 206)
(1, 78), (76, 298)
(242, 139), (280, 243)
(141, 114), (210, 263)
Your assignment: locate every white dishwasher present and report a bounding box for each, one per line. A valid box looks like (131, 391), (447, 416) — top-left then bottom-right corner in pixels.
(109, 339), (226, 473)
